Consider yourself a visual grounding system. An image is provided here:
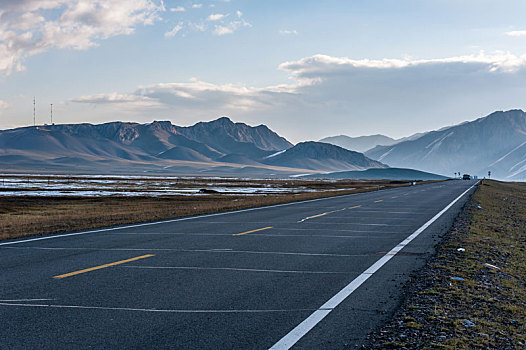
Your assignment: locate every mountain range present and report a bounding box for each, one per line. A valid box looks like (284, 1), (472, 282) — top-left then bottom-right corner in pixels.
(3, 109), (524, 179)
(319, 132), (428, 153)
(0, 117), (385, 176)
(365, 109), (526, 180)
(319, 135), (397, 153)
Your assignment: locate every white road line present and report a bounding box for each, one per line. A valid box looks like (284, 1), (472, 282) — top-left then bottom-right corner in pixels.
(324, 216), (422, 220)
(269, 183), (477, 350)
(0, 190), (392, 247)
(190, 222), (413, 226)
(1, 246), (371, 257)
(346, 211), (431, 214)
(0, 299), (55, 302)
(103, 232), (396, 238)
(274, 228), (402, 233)
(121, 266), (351, 274)
(0, 302), (327, 313)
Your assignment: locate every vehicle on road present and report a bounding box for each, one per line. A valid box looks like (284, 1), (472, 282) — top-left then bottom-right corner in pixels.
(462, 174), (471, 180)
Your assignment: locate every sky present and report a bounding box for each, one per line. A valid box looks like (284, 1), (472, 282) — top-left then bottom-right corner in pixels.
(1, 0), (526, 143)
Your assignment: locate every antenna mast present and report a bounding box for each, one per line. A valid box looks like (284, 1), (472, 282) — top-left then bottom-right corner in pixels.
(50, 103), (53, 125)
(33, 97), (36, 126)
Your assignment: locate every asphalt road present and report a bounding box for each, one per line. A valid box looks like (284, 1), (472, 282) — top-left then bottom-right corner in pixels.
(0, 180), (477, 349)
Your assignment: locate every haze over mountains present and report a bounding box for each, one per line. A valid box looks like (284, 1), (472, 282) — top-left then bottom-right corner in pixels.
(0, 117), (385, 176)
(365, 110), (526, 180)
(319, 135), (397, 153)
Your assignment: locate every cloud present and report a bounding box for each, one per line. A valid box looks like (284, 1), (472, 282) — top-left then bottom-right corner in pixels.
(506, 30), (526, 37)
(72, 92), (162, 108)
(0, 99), (10, 111)
(73, 79), (296, 113)
(165, 22), (183, 37)
(0, 0), (164, 76)
(278, 52), (526, 80)
(279, 29), (298, 35)
(69, 52), (526, 141)
(170, 6), (185, 12)
(207, 13), (226, 21)
(236, 11), (242, 18)
(212, 19), (251, 36)
(192, 4), (202, 9)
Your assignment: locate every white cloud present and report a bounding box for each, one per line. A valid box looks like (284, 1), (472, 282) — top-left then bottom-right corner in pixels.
(278, 52), (526, 79)
(73, 79), (296, 113)
(0, 0), (164, 76)
(213, 19), (251, 36)
(279, 29), (298, 35)
(72, 92), (162, 108)
(189, 21), (206, 32)
(72, 52), (526, 113)
(170, 6), (185, 12)
(0, 99), (10, 111)
(192, 4), (202, 9)
(68, 51), (526, 142)
(236, 10), (242, 18)
(506, 30), (526, 37)
(207, 13), (226, 21)
(165, 22), (183, 37)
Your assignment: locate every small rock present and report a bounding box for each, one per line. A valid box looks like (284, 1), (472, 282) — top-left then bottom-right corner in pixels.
(483, 263), (500, 271)
(463, 319), (475, 327)
(450, 276), (465, 282)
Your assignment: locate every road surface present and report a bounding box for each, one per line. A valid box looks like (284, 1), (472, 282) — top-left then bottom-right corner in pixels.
(0, 180), (477, 349)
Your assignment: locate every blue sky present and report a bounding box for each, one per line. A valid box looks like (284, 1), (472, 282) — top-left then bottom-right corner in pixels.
(1, 0), (526, 142)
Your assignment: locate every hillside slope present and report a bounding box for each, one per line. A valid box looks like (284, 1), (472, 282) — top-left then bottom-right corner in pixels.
(264, 141), (387, 172)
(366, 110), (526, 180)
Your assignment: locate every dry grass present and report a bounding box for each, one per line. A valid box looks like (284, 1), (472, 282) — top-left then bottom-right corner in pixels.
(436, 180), (526, 348)
(0, 179), (423, 241)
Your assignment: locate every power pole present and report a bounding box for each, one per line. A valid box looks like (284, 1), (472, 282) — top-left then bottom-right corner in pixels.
(33, 96), (36, 126)
(50, 103), (53, 125)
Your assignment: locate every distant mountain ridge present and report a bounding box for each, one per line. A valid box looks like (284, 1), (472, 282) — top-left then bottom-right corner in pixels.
(304, 168), (447, 181)
(177, 117), (293, 153)
(263, 141), (387, 171)
(319, 134), (396, 153)
(365, 109), (526, 180)
(0, 117), (384, 176)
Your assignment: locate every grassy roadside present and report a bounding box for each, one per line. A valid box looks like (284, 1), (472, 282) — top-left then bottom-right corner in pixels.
(0, 180), (418, 241)
(368, 180), (526, 349)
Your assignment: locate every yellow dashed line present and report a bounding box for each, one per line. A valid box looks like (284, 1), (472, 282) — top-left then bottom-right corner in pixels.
(348, 205), (362, 209)
(374, 200), (384, 203)
(234, 226), (273, 236)
(54, 254), (155, 279)
(306, 213), (328, 220)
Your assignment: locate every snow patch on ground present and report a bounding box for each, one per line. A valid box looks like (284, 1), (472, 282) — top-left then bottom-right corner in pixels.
(378, 147), (395, 162)
(423, 132), (454, 159)
(489, 140), (526, 168)
(264, 150), (286, 159)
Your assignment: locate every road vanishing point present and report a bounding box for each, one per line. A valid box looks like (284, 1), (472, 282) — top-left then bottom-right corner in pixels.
(0, 180), (477, 349)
